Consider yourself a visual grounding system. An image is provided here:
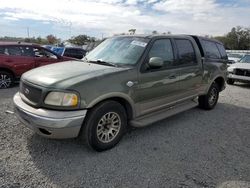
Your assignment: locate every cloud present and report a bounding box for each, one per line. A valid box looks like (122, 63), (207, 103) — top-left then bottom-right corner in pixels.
(0, 0), (249, 38)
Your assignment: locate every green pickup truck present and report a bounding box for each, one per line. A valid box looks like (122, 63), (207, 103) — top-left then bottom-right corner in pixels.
(14, 35), (228, 151)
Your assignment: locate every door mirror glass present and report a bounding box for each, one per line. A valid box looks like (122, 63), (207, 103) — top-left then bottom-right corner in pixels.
(148, 57), (164, 68)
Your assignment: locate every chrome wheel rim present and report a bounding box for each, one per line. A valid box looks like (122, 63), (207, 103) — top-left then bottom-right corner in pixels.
(96, 112), (121, 143)
(208, 88), (218, 105)
(0, 73), (11, 88)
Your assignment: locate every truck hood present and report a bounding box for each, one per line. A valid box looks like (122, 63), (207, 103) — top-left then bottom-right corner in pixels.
(22, 61), (129, 88)
(230, 63), (250, 70)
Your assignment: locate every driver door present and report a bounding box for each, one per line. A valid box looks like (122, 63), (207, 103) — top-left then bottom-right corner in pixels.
(135, 38), (182, 116)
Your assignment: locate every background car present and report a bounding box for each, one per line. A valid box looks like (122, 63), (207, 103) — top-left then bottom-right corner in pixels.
(0, 42), (74, 89)
(227, 54), (250, 84)
(51, 47), (86, 59)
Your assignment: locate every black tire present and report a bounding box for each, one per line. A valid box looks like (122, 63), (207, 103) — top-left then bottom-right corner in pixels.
(198, 82), (219, 110)
(81, 100), (127, 151)
(227, 79), (234, 85)
(0, 71), (14, 89)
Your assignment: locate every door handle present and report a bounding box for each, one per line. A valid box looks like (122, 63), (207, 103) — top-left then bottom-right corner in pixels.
(168, 75), (176, 79)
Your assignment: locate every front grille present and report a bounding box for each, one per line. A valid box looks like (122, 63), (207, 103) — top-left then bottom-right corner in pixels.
(235, 69), (250, 77)
(20, 81), (42, 105)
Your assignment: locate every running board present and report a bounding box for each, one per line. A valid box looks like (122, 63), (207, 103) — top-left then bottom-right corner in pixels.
(130, 100), (198, 127)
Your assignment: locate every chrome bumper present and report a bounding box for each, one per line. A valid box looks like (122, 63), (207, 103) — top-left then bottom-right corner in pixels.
(228, 73), (250, 82)
(13, 92), (87, 139)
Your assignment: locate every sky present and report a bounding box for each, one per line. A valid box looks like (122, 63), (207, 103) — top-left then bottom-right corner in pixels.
(0, 0), (249, 39)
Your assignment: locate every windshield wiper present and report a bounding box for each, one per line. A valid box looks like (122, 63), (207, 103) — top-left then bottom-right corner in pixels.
(89, 59), (117, 67)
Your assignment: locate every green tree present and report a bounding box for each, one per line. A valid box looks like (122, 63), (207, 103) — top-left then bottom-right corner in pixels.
(46, 34), (61, 45)
(214, 26), (250, 50)
(68, 35), (95, 46)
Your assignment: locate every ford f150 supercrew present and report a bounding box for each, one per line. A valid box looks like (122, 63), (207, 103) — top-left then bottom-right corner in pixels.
(14, 35), (228, 151)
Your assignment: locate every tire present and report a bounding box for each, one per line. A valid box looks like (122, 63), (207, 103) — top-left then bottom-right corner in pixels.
(0, 71), (14, 89)
(81, 100), (127, 151)
(227, 79), (234, 85)
(198, 82), (219, 110)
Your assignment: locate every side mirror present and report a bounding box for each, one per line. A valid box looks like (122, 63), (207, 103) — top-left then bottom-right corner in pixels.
(148, 57), (164, 69)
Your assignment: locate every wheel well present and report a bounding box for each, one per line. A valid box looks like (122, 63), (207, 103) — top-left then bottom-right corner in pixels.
(0, 68), (15, 78)
(214, 77), (225, 91)
(91, 97), (134, 120)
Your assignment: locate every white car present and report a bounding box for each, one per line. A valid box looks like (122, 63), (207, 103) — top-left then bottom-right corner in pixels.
(227, 54), (250, 84)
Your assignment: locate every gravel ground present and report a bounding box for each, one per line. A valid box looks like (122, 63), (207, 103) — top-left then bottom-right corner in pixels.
(0, 83), (250, 188)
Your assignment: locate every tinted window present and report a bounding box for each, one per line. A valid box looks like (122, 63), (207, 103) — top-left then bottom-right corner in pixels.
(64, 48), (85, 59)
(148, 39), (174, 68)
(175, 39), (196, 65)
(0, 46), (33, 57)
(5, 46), (22, 56)
(20, 46), (34, 57)
(216, 43), (227, 59)
(202, 40), (221, 59)
(0, 46), (4, 54)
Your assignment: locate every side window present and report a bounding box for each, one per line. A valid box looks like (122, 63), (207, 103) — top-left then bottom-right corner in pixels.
(0, 46), (5, 54)
(20, 46), (34, 57)
(175, 39), (197, 66)
(64, 48), (74, 56)
(148, 39), (174, 68)
(216, 43), (227, 59)
(33, 47), (57, 59)
(4, 46), (22, 56)
(202, 40), (221, 59)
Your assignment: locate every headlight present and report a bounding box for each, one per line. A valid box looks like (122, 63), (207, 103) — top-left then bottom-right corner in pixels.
(44, 92), (79, 107)
(227, 67), (235, 73)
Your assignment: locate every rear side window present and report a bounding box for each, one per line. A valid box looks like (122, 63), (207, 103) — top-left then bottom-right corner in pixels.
(0, 46), (33, 57)
(0, 46), (5, 54)
(202, 40), (221, 59)
(216, 43), (227, 59)
(4, 46), (22, 56)
(175, 39), (196, 66)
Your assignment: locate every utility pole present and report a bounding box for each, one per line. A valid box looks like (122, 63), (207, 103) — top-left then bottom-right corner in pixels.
(27, 27), (30, 38)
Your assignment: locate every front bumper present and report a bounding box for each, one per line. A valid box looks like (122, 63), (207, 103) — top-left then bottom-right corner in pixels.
(13, 92), (87, 139)
(228, 73), (250, 82)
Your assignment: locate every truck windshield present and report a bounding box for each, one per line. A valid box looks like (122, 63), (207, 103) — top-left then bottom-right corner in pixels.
(85, 37), (149, 66)
(239, 55), (250, 63)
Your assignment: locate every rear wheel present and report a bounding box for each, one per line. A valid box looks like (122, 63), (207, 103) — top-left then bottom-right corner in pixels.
(0, 71), (14, 89)
(227, 79), (234, 85)
(81, 101), (127, 151)
(198, 82), (219, 110)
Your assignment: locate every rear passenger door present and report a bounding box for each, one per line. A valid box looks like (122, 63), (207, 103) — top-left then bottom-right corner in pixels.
(174, 38), (203, 98)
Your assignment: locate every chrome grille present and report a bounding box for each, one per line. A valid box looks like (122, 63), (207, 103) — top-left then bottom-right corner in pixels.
(20, 81), (42, 105)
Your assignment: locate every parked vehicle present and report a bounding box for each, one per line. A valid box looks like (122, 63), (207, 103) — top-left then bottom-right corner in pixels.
(0, 42), (74, 88)
(52, 47), (86, 59)
(14, 35), (227, 151)
(227, 54), (250, 84)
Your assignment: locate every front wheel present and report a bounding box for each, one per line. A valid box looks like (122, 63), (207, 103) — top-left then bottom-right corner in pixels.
(81, 101), (127, 151)
(198, 83), (219, 110)
(0, 71), (14, 89)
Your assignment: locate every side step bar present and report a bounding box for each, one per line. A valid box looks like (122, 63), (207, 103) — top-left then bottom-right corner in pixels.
(130, 100), (198, 127)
